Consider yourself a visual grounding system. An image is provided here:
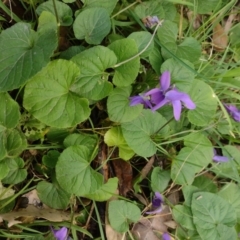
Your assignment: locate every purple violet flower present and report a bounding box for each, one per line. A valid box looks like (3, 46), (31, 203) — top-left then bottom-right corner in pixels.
(129, 71), (196, 120)
(146, 192), (163, 214)
(51, 227), (68, 240)
(143, 16), (160, 28)
(162, 232), (171, 240)
(212, 149), (229, 162)
(145, 71), (196, 120)
(224, 104), (240, 122)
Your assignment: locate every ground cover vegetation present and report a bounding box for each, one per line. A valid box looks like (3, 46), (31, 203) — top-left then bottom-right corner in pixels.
(0, 0), (240, 239)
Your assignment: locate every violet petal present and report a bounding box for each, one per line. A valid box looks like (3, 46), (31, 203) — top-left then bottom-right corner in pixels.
(224, 104), (238, 112)
(212, 149), (229, 162)
(129, 95), (152, 109)
(172, 100), (182, 121)
(162, 232), (171, 240)
(129, 96), (144, 106)
(146, 192), (164, 214)
(231, 111), (240, 122)
(152, 192), (163, 208)
(165, 89), (196, 110)
(52, 227), (68, 240)
(152, 98), (170, 111)
(160, 71), (171, 91)
(145, 88), (165, 105)
(212, 155), (229, 162)
(224, 104), (240, 122)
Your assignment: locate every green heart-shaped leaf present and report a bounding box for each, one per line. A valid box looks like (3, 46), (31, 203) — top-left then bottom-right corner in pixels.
(107, 86), (142, 123)
(109, 200), (141, 233)
(191, 192), (237, 240)
(71, 46), (117, 100)
(23, 59), (90, 128)
(73, 7), (111, 44)
(0, 93), (20, 129)
(37, 181), (71, 209)
(0, 22), (57, 91)
(121, 109), (168, 157)
(188, 80), (218, 126)
(108, 39), (140, 87)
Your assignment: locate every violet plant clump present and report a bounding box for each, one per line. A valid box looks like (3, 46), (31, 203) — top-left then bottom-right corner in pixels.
(129, 71), (196, 120)
(1, 1), (240, 239)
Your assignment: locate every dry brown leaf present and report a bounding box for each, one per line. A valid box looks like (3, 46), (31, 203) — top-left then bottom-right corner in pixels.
(212, 23), (228, 51)
(105, 222), (126, 240)
(0, 205), (77, 227)
(132, 205), (175, 240)
(139, 156), (155, 179)
(186, 11), (201, 30)
(22, 189), (42, 207)
(167, 191), (179, 206)
(112, 159), (132, 196)
(132, 218), (160, 240)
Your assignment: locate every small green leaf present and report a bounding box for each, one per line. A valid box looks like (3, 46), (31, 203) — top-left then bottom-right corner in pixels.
(56, 146), (103, 196)
(84, 177), (118, 201)
(149, 44), (163, 75)
(108, 39), (140, 87)
(192, 175), (217, 193)
(42, 150), (60, 168)
(104, 126), (135, 160)
(191, 192), (237, 240)
(173, 205), (196, 231)
(107, 86), (142, 123)
(0, 182), (14, 200)
(37, 181), (70, 209)
(0, 129), (27, 160)
(73, 7), (111, 44)
(2, 158), (27, 184)
(188, 80), (218, 126)
(82, 0), (118, 14)
(36, 0), (73, 26)
(63, 133), (98, 153)
(71, 46), (117, 100)
(171, 132), (212, 185)
(0, 93), (20, 129)
(151, 167), (170, 192)
(23, 59), (90, 128)
(108, 200), (141, 233)
(218, 182), (240, 222)
(0, 161), (9, 180)
(121, 109), (168, 157)
(0, 22), (57, 92)
(37, 11), (57, 34)
(60, 46), (85, 60)
(127, 31), (154, 57)
(158, 20), (201, 62)
(157, 20), (178, 43)
(176, 37), (201, 62)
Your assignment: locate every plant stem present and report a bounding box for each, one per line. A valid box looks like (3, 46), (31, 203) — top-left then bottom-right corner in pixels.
(52, 0), (60, 25)
(111, 1), (139, 19)
(112, 20), (164, 68)
(93, 201), (106, 240)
